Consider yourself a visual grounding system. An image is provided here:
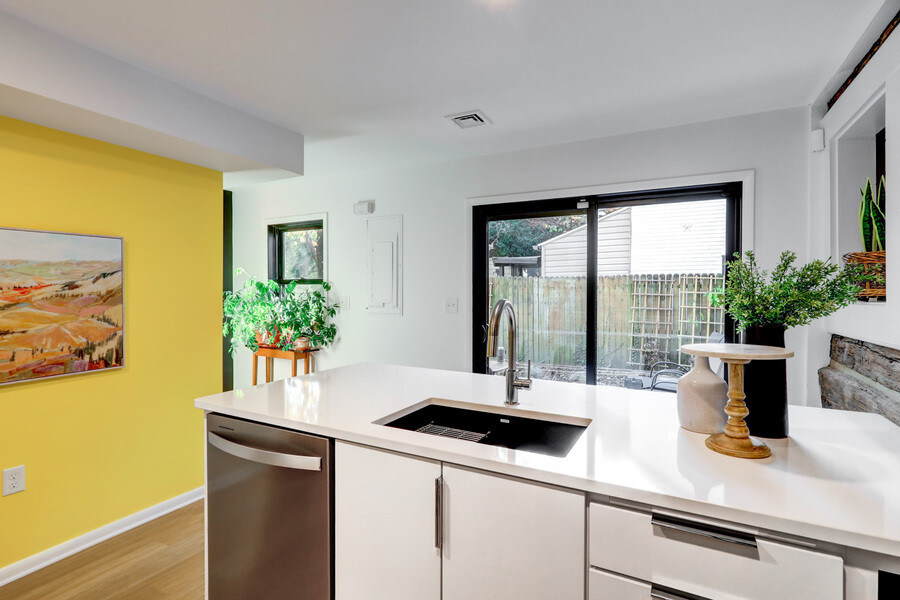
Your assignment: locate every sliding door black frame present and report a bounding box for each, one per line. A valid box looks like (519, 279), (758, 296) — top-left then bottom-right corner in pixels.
(223, 190), (234, 392)
(472, 182), (743, 384)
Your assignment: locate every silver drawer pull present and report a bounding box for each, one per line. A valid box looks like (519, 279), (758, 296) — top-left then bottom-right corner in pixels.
(435, 476), (444, 549)
(651, 587), (707, 600)
(651, 514), (757, 549)
(208, 432), (322, 471)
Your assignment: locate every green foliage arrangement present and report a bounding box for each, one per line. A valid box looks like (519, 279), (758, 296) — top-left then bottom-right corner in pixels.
(859, 177), (886, 252)
(708, 251), (862, 331)
(223, 269), (339, 355)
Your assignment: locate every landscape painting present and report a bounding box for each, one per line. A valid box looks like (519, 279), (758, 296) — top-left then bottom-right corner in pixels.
(0, 228), (124, 385)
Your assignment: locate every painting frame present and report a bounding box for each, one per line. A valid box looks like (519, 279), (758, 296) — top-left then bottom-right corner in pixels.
(0, 226), (125, 387)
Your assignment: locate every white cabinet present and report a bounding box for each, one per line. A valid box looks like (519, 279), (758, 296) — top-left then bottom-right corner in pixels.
(589, 502), (844, 600)
(442, 464), (584, 600)
(335, 442), (585, 600)
(588, 568), (651, 600)
(335, 442), (441, 600)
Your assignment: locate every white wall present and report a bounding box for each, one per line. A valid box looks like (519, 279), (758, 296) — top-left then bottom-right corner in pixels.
(808, 23), (900, 400)
(232, 106), (817, 403)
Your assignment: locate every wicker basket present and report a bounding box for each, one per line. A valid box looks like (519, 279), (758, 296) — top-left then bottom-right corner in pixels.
(843, 251), (886, 300)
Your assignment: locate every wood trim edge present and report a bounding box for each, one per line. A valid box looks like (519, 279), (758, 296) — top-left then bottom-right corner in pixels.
(828, 9), (900, 111)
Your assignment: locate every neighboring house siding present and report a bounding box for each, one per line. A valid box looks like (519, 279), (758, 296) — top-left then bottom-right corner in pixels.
(630, 199), (726, 274)
(538, 199), (725, 276)
(597, 209), (632, 275)
(541, 224), (588, 276)
(540, 210), (632, 276)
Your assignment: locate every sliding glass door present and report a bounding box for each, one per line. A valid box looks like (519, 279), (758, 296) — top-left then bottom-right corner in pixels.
(472, 183), (741, 391)
(593, 198), (729, 390)
(487, 213), (588, 383)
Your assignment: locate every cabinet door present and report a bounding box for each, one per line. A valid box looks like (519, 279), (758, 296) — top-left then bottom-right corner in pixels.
(442, 465), (585, 600)
(335, 442), (441, 600)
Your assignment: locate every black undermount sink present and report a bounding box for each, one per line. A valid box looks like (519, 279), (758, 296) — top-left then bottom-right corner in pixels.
(379, 400), (590, 458)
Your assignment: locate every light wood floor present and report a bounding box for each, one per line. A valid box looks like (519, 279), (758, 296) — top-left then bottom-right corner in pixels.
(0, 500), (204, 600)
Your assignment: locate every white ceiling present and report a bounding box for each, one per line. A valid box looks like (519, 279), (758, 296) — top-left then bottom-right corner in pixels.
(0, 0), (884, 176)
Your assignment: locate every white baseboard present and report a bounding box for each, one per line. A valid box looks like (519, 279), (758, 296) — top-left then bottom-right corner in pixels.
(0, 486), (205, 588)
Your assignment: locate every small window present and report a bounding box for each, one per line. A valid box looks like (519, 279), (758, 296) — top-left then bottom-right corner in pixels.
(268, 219), (324, 284)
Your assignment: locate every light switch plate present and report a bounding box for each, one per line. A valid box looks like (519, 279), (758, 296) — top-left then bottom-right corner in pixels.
(444, 297), (459, 313)
(3, 465), (25, 496)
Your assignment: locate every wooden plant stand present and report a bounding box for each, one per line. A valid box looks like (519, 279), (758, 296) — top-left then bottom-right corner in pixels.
(681, 343), (794, 459)
(252, 346), (320, 385)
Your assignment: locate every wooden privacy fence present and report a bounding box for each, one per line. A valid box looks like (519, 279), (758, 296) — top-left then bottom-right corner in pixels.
(489, 273), (724, 373)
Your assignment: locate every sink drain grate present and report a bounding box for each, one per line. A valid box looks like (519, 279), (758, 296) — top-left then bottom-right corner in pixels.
(416, 423), (489, 443)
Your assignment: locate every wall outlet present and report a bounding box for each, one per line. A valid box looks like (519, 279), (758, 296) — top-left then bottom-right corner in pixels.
(3, 465), (25, 496)
(444, 297), (459, 313)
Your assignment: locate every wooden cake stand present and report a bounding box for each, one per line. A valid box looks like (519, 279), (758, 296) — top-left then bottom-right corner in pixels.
(681, 343), (794, 459)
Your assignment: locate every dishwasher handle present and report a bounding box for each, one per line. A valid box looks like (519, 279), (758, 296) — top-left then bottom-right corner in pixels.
(208, 431), (322, 471)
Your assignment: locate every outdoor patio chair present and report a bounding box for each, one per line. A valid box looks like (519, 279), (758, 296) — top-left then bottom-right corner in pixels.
(622, 331), (725, 393)
(623, 361), (687, 393)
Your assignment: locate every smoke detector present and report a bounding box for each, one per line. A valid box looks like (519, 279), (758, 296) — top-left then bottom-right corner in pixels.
(446, 110), (492, 129)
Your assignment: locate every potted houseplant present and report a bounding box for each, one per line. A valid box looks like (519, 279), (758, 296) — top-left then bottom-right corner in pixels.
(843, 176), (886, 301)
(279, 281), (339, 350)
(223, 270), (339, 356)
(709, 251), (862, 438)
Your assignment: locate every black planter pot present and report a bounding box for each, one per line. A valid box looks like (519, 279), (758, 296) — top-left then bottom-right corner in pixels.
(742, 325), (789, 438)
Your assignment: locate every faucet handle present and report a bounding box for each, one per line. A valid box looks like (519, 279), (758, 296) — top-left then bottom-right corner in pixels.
(514, 360), (532, 390)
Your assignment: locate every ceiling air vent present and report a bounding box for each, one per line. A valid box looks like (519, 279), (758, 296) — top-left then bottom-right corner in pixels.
(446, 110), (492, 129)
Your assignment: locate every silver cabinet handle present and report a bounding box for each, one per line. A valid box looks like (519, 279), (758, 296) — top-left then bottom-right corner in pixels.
(435, 475), (444, 549)
(208, 432), (322, 471)
(651, 514), (757, 549)
(651, 588), (705, 600)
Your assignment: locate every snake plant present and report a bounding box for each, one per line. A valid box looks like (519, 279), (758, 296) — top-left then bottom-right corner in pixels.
(859, 176), (886, 252)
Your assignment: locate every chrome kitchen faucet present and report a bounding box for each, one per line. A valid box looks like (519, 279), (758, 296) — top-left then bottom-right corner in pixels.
(486, 298), (532, 405)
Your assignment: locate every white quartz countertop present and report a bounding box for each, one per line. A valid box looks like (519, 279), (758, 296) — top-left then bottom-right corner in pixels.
(195, 363), (900, 557)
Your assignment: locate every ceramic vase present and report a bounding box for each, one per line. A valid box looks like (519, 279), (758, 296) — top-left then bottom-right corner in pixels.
(743, 325), (789, 438)
(677, 356), (728, 434)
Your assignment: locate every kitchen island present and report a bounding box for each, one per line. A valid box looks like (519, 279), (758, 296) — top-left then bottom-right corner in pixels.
(196, 362), (900, 600)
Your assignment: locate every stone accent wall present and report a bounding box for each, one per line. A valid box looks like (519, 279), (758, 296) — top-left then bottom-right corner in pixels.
(818, 335), (900, 426)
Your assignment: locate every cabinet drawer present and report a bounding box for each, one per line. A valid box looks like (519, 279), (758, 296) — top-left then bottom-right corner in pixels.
(589, 503), (843, 600)
(589, 568), (650, 600)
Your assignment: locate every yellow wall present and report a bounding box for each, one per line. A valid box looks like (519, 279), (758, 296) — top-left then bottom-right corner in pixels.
(0, 115), (222, 568)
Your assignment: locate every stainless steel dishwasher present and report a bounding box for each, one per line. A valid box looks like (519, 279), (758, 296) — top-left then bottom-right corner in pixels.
(206, 413), (333, 600)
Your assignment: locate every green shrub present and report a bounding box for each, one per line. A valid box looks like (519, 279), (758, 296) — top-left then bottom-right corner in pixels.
(223, 269), (339, 355)
(708, 251), (861, 331)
